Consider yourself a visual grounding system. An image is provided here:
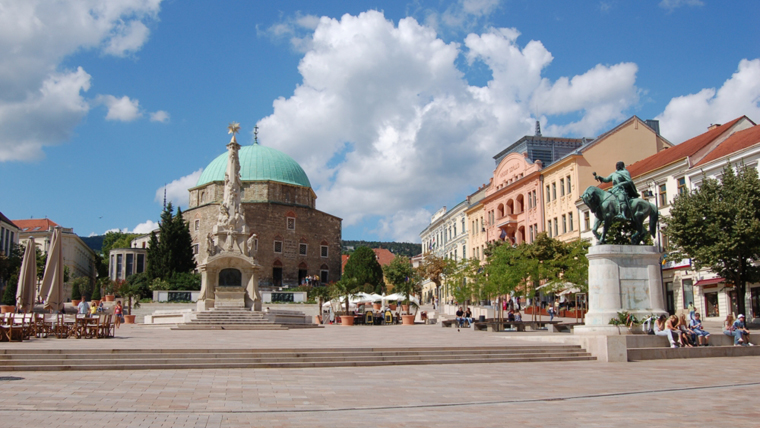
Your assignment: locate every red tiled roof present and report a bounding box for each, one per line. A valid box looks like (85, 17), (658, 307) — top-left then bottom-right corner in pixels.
(601, 117), (746, 188)
(693, 125), (760, 167)
(12, 218), (59, 232)
(341, 254), (349, 273)
(373, 248), (396, 267)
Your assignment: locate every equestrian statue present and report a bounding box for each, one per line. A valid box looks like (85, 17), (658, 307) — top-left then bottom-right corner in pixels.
(581, 161), (658, 245)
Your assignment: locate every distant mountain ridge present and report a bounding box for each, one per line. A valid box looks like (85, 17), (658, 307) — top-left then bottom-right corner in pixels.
(342, 240), (421, 257)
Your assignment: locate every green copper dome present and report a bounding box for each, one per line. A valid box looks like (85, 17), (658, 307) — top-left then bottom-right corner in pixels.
(196, 144), (311, 188)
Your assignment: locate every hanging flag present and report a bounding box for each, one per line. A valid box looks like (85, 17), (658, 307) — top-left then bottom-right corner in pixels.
(499, 229), (507, 240)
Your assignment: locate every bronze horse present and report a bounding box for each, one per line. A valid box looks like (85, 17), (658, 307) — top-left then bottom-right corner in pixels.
(581, 186), (658, 245)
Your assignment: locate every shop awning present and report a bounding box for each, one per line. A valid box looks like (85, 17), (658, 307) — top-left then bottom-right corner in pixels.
(695, 277), (725, 288)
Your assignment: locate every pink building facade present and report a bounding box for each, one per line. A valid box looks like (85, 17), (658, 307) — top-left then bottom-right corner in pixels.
(482, 152), (544, 245)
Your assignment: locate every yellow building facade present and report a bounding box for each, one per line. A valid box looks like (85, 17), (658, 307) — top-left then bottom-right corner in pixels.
(542, 116), (672, 242)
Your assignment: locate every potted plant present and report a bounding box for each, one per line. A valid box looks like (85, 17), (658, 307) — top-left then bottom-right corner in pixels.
(389, 301), (397, 311)
(70, 277), (83, 307)
(90, 279), (101, 306)
(103, 278), (115, 302)
(331, 277), (359, 326)
(1, 273), (17, 313)
(608, 311), (641, 334)
(309, 284), (332, 324)
(120, 283), (142, 324)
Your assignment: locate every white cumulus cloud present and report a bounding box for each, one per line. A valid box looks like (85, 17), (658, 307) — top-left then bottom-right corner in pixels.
(0, 0), (162, 162)
(155, 169), (203, 209)
(97, 95), (143, 122)
(150, 110), (170, 123)
(132, 220), (159, 234)
(659, 0), (704, 11)
(257, 11), (640, 241)
(656, 59), (760, 143)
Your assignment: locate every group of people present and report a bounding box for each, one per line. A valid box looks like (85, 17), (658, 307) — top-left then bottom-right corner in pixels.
(723, 314), (753, 346)
(455, 306), (473, 331)
(654, 311), (754, 348)
(653, 313), (711, 348)
(76, 299), (125, 328)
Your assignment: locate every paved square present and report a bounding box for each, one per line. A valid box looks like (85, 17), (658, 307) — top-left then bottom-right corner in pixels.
(1, 322), (759, 427)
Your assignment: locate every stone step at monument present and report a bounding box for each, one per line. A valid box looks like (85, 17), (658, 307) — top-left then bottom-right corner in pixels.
(0, 345), (594, 371)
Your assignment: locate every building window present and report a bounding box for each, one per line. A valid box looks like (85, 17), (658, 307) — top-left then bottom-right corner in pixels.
(678, 177), (687, 195)
(321, 245), (328, 258)
(462, 245), (466, 259)
(287, 217), (295, 230)
(560, 179), (565, 196)
(299, 243), (307, 256)
(568, 212), (574, 232)
(274, 241), (283, 253)
(192, 244), (199, 255)
(552, 183), (557, 200)
(453, 224), (457, 237)
(567, 175), (571, 194)
(547, 220), (552, 237)
(137, 254), (145, 274)
(116, 254), (123, 280)
(562, 214), (567, 234)
(546, 185), (551, 203)
(584, 211), (590, 230)
(194, 219), (200, 231)
(554, 217), (559, 237)
(110, 254), (114, 279)
(320, 269), (329, 283)
(659, 184), (668, 206)
(126, 254), (134, 277)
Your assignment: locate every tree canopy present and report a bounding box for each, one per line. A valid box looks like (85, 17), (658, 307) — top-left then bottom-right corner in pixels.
(342, 246), (384, 293)
(146, 203), (196, 281)
(663, 163), (760, 316)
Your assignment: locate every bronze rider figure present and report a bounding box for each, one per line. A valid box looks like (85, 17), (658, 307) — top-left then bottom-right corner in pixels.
(593, 161), (639, 221)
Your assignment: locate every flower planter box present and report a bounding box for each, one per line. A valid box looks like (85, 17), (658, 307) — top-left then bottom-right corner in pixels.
(401, 314), (415, 325)
(0, 305), (16, 314)
(340, 315), (355, 326)
(72, 300), (81, 307)
(389, 304), (397, 311)
(124, 315), (136, 324)
(373, 303), (382, 311)
(105, 295), (115, 302)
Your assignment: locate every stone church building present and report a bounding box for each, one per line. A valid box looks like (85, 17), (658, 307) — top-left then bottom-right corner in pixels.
(184, 142), (342, 289)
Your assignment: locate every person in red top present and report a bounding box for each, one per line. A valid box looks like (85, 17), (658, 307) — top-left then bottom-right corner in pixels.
(114, 300), (124, 328)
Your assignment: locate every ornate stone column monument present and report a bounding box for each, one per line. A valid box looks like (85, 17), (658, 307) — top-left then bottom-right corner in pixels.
(196, 122), (262, 311)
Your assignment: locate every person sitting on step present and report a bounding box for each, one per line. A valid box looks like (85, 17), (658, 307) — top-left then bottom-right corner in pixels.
(654, 314), (680, 348)
(733, 314), (753, 346)
(464, 307), (474, 327)
(678, 314), (697, 347)
(689, 312), (710, 346)
(456, 306), (465, 330)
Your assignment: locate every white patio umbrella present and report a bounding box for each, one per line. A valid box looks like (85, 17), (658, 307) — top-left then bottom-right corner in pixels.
(42, 227), (65, 312)
(16, 237), (37, 313)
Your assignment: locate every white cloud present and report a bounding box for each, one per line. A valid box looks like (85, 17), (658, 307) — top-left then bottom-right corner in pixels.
(375, 209), (434, 243)
(155, 169), (204, 209)
(257, 11), (640, 241)
(659, 0), (704, 11)
(97, 95), (142, 121)
(261, 12), (322, 53)
(0, 0), (162, 162)
(656, 59), (760, 143)
(150, 110), (170, 123)
(132, 220), (159, 234)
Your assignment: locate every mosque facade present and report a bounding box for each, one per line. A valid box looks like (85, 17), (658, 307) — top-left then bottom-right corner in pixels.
(184, 140), (342, 290)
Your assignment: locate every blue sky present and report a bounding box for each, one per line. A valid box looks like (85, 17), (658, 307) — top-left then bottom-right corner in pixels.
(1, 0), (758, 242)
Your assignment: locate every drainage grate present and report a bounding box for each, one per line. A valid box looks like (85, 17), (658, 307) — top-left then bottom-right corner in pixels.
(0, 376), (24, 381)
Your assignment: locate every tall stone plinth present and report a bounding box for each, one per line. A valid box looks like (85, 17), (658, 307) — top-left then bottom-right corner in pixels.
(574, 245), (666, 336)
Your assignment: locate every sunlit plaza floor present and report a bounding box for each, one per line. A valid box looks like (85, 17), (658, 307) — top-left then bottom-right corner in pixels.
(1, 320), (759, 427)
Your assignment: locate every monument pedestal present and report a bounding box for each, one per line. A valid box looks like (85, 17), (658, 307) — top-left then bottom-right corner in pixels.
(574, 244), (667, 336)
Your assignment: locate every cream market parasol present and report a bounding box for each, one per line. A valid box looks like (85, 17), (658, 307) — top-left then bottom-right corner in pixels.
(16, 237), (37, 313)
(42, 227), (65, 312)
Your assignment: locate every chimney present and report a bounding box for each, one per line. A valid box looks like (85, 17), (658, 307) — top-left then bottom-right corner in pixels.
(645, 119), (660, 135)
(708, 123), (721, 130)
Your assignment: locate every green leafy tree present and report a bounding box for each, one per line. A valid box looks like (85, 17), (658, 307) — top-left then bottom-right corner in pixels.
(663, 163), (760, 317)
(382, 255), (414, 294)
(0, 243), (22, 283)
(101, 231), (139, 260)
(447, 258), (486, 306)
(343, 246), (384, 293)
(416, 255), (456, 304)
(2, 273), (18, 306)
(71, 277), (88, 301)
(146, 203), (197, 280)
(308, 285), (332, 319)
(90, 280), (101, 301)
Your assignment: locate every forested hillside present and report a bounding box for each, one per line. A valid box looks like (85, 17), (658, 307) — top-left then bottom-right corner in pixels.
(342, 240), (421, 257)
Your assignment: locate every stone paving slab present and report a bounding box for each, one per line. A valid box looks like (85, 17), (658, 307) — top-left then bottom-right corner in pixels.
(0, 357), (759, 427)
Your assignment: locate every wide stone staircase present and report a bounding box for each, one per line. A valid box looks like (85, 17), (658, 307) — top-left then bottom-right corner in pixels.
(0, 345), (594, 372)
(172, 307), (320, 330)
